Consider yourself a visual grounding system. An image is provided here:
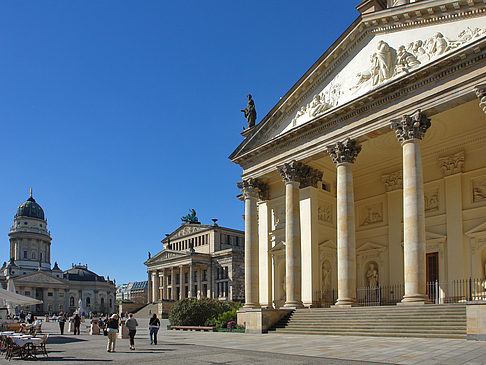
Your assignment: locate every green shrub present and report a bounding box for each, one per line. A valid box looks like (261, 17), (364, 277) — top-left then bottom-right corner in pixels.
(168, 298), (233, 326)
(207, 303), (242, 328)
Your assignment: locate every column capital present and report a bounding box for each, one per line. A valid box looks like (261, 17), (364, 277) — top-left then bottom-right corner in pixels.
(390, 109), (431, 144)
(237, 178), (268, 200)
(381, 171), (402, 192)
(438, 151), (464, 177)
(475, 85), (486, 114)
(277, 160), (323, 188)
(326, 138), (361, 165)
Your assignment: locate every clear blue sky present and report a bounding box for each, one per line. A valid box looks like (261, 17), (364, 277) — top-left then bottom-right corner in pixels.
(0, 0), (359, 284)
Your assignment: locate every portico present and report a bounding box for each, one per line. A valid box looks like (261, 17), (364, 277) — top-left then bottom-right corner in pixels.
(231, 0), (486, 332)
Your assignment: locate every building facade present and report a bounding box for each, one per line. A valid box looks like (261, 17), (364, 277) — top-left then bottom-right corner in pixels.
(145, 220), (244, 303)
(116, 281), (148, 303)
(1, 191), (116, 314)
(230, 0), (486, 321)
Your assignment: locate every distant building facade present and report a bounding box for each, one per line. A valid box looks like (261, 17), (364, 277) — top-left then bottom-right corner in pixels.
(0, 191), (116, 314)
(116, 281), (148, 303)
(145, 219), (244, 303)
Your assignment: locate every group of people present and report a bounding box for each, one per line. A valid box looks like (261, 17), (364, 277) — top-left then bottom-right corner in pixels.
(55, 311), (161, 352)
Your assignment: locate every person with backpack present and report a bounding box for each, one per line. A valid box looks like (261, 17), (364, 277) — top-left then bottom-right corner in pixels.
(149, 313), (160, 345)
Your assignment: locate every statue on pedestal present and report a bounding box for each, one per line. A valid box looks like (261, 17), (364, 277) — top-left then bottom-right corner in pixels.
(241, 94), (257, 129)
(366, 263), (379, 288)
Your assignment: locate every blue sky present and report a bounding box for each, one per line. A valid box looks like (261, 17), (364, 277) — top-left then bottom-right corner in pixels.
(0, 0), (359, 284)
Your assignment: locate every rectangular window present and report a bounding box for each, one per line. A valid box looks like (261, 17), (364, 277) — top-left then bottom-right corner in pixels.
(168, 275), (171, 285)
(203, 270), (207, 281)
(224, 267), (229, 279)
(47, 292), (53, 297)
(23, 251), (27, 259)
(25, 291), (30, 296)
(59, 292), (64, 297)
(203, 284), (207, 297)
(184, 273), (188, 284)
(194, 271), (197, 281)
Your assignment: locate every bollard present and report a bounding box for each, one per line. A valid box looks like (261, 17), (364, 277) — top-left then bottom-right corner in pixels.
(117, 319), (129, 339)
(90, 318), (100, 335)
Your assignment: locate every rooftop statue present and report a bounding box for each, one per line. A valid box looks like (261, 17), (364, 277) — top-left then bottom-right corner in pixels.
(181, 209), (199, 224)
(241, 94), (257, 129)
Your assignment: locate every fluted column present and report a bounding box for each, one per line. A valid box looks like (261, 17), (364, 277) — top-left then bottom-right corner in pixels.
(208, 263), (213, 298)
(277, 161), (322, 308)
(161, 269), (166, 300)
(152, 272), (158, 302)
(327, 138), (361, 306)
(171, 267), (175, 300)
(391, 110), (431, 304)
(475, 86), (486, 114)
(237, 178), (267, 308)
(189, 263), (194, 298)
(147, 271), (152, 303)
(179, 265), (184, 300)
(197, 266), (202, 298)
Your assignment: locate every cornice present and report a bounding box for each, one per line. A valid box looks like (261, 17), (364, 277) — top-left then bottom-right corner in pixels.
(230, 0), (486, 163)
(234, 38), (486, 174)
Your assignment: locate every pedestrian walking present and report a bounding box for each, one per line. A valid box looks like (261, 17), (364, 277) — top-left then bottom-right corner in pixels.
(149, 313), (160, 345)
(58, 313), (66, 335)
(73, 314), (81, 335)
(106, 314), (119, 352)
(125, 313), (138, 350)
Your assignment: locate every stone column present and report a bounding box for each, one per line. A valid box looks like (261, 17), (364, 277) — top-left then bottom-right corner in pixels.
(189, 263), (194, 298)
(327, 139), (361, 306)
(391, 110), (431, 304)
(147, 271), (152, 303)
(237, 178), (267, 308)
(475, 86), (486, 114)
(208, 263), (213, 298)
(152, 271), (159, 302)
(197, 266), (202, 299)
(160, 271), (165, 300)
(179, 265), (184, 300)
(171, 267), (175, 300)
(277, 161), (321, 308)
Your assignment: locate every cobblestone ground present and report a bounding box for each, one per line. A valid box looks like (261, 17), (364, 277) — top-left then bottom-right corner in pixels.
(1, 318), (485, 364)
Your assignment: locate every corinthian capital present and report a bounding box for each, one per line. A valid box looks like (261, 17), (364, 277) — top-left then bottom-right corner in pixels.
(277, 160), (323, 188)
(237, 178), (268, 200)
(390, 109), (431, 144)
(475, 86), (486, 114)
(326, 138), (361, 165)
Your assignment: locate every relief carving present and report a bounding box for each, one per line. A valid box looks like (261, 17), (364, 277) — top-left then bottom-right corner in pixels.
(438, 151), (464, 176)
(272, 206), (285, 230)
(473, 177), (486, 203)
(475, 86), (486, 115)
(318, 203), (332, 224)
(381, 171), (402, 192)
(425, 190), (439, 212)
(360, 203), (383, 226)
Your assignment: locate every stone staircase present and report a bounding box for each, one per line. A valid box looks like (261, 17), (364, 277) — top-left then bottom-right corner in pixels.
(132, 303), (159, 318)
(269, 304), (467, 339)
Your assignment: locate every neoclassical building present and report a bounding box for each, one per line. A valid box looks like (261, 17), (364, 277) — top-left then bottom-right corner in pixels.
(145, 219), (244, 303)
(0, 191), (116, 314)
(230, 0), (486, 325)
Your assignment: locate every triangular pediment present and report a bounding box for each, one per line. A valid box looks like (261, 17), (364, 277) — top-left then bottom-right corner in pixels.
(14, 271), (68, 285)
(357, 241), (387, 253)
(319, 240), (336, 250)
(146, 249), (187, 264)
(270, 241), (285, 253)
(466, 221), (486, 238)
(231, 7), (486, 161)
(162, 224), (211, 243)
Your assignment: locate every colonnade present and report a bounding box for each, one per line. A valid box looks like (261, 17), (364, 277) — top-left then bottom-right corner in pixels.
(147, 263), (215, 303)
(238, 110), (432, 308)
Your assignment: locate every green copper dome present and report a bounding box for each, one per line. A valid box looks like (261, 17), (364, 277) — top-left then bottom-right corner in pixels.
(15, 190), (45, 220)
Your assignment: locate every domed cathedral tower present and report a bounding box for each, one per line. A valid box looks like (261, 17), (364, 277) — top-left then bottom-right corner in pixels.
(8, 189), (52, 274)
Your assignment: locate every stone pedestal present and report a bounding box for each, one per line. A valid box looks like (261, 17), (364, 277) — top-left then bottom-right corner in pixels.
(90, 319), (100, 335)
(68, 319), (74, 333)
(117, 319), (129, 339)
(237, 307), (292, 334)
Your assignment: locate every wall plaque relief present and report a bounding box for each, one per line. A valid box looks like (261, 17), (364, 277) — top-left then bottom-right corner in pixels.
(318, 202), (332, 224)
(424, 190), (439, 212)
(473, 177), (486, 203)
(381, 171), (402, 192)
(360, 203), (383, 226)
(272, 206), (285, 231)
(438, 151), (464, 176)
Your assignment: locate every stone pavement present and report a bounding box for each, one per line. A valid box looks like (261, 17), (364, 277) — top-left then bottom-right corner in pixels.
(2, 318), (485, 364)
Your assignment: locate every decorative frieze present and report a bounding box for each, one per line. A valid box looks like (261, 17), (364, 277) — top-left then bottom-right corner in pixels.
(381, 171), (403, 191)
(277, 160), (323, 188)
(390, 109), (431, 144)
(475, 86), (486, 114)
(326, 138), (361, 165)
(237, 178), (268, 200)
(438, 151), (464, 176)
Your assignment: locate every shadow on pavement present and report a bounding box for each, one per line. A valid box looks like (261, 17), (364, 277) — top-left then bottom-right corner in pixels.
(47, 336), (88, 344)
(36, 357), (111, 362)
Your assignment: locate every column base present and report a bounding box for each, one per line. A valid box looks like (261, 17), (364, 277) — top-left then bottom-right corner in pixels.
(243, 303), (261, 309)
(333, 298), (358, 307)
(399, 294), (428, 305)
(283, 301), (304, 309)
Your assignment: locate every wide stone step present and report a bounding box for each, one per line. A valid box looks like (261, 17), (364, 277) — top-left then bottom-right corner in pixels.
(279, 321), (466, 327)
(288, 315), (466, 321)
(273, 326), (465, 333)
(270, 329), (466, 339)
(280, 324), (466, 330)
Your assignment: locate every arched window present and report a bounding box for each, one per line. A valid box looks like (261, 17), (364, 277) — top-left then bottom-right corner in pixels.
(69, 296), (74, 307)
(86, 297), (91, 307)
(109, 298), (112, 308)
(100, 297), (105, 307)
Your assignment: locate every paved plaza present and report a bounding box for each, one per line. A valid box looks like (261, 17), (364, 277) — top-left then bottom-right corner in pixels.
(2, 318), (486, 364)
